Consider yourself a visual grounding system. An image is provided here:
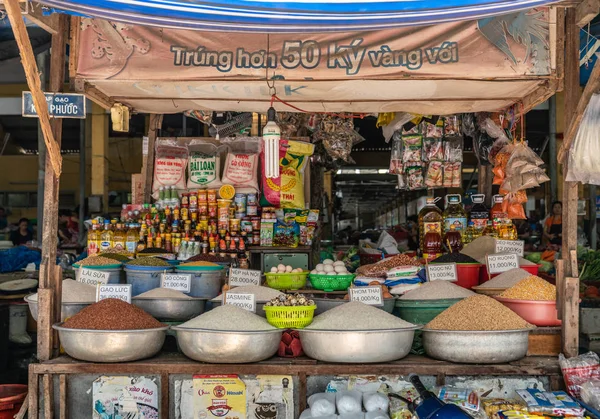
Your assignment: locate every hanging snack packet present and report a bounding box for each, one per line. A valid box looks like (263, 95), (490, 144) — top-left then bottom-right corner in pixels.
(424, 121), (443, 139)
(221, 137), (261, 193)
(261, 140), (288, 207)
(443, 136), (463, 162)
(425, 161), (443, 187)
(452, 162), (462, 187)
(389, 133), (404, 174)
(423, 137), (444, 162)
(402, 135), (423, 163)
(279, 140), (315, 209)
(443, 162), (454, 187)
(444, 115), (461, 136)
(152, 139), (188, 199)
(186, 140), (224, 190)
(406, 165), (424, 190)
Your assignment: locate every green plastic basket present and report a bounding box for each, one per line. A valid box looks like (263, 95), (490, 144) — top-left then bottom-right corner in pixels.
(265, 272), (308, 290)
(263, 305), (316, 329)
(310, 273), (355, 291)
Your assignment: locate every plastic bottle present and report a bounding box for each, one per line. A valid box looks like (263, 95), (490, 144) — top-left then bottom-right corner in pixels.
(87, 221), (100, 256)
(469, 194), (489, 231)
(100, 221), (113, 251)
(463, 221), (481, 245)
(126, 224), (139, 254)
(113, 223), (126, 251)
(418, 197), (443, 254)
(422, 228), (443, 262)
(482, 220), (499, 238)
(490, 194), (509, 228)
(443, 194), (468, 236)
(444, 224), (463, 253)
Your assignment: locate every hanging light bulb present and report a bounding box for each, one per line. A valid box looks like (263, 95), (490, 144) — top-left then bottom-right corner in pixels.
(263, 106), (280, 179)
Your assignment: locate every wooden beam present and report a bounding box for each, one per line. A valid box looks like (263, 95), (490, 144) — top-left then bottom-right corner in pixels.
(4, 0), (62, 177)
(91, 102), (109, 212)
(557, 54), (600, 163)
(142, 114), (163, 203)
(576, 0), (600, 27)
(21, 2), (59, 34)
(562, 277), (580, 357)
(521, 80), (559, 113)
(68, 16), (81, 84)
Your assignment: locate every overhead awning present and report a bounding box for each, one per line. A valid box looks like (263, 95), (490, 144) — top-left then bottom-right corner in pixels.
(41, 0), (558, 32)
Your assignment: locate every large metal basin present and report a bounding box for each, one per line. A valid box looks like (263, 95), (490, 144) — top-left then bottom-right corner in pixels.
(298, 327), (420, 363)
(172, 327), (282, 363)
(25, 295), (92, 322)
(313, 297), (396, 316)
(53, 323), (168, 363)
(132, 298), (206, 321)
(422, 329), (530, 364)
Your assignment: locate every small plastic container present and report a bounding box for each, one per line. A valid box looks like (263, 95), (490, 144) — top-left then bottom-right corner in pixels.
(310, 274), (355, 292)
(0, 384), (27, 419)
(264, 305), (316, 328)
(455, 263), (482, 289)
(265, 272), (308, 290)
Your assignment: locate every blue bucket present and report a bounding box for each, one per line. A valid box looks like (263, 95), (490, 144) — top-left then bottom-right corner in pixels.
(125, 266), (173, 297)
(175, 267), (223, 298)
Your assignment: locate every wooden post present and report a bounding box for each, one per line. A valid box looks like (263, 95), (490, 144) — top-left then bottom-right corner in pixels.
(142, 114), (163, 203)
(91, 103), (109, 212)
(561, 9), (581, 357)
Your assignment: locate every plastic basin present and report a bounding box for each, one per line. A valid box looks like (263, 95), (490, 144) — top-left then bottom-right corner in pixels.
(494, 296), (561, 326)
(125, 266), (173, 297)
(175, 268), (224, 298)
(395, 298), (464, 325)
(0, 384), (27, 419)
(455, 263), (482, 289)
(479, 264), (540, 284)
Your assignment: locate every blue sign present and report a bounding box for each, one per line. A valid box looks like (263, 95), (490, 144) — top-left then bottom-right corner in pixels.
(22, 92), (86, 119)
(42, 0), (555, 32)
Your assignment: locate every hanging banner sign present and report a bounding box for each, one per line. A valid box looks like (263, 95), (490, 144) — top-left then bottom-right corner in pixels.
(22, 92), (86, 119)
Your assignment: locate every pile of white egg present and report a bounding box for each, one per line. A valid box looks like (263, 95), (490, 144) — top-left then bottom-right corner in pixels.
(270, 264), (305, 274)
(310, 259), (349, 275)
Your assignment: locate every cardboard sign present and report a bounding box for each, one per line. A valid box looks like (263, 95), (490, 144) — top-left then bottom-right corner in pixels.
(349, 286), (384, 306)
(78, 268), (110, 286)
(487, 253), (520, 274)
(228, 268), (262, 287)
(426, 263), (458, 282)
(96, 284), (132, 304)
(495, 240), (525, 257)
(224, 292), (256, 312)
(193, 375), (246, 419)
(161, 273), (192, 293)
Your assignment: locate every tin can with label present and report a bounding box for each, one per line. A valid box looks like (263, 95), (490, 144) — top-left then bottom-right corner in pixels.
(234, 193), (247, 213)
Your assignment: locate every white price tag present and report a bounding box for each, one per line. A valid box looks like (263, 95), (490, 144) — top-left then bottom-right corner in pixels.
(142, 136), (149, 156)
(349, 286), (384, 306)
(224, 292), (256, 312)
(426, 263), (458, 282)
(487, 253), (520, 274)
(161, 273), (191, 293)
(495, 240), (525, 257)
(96, 284), (132, 304)
(228, 268), (262, 287)
(78, 268), (110, 286)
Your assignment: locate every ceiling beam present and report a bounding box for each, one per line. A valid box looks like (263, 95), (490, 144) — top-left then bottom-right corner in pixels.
(21, 2), (59, 35)
(575, 0), (600, 27)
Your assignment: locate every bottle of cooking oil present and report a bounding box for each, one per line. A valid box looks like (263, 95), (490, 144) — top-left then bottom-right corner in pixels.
(87, 221), (100, 256)
(100, 221), (113, 251)
(126, 224), (139, 254)
(469, 194), (489, 232)
(418, 197), (443, 254)
(444, 224), (463, 253)
(443, 194), (468, 236)
(482, 220), (499, 238)
(113, 223), (126, 251)
(490, 194), (509, 228)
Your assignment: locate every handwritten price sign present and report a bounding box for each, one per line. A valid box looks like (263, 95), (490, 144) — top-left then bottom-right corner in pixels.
(224, 292), (256, 312)
(426, 263), (458, 282)
(78, 268), (110, 286)
(96, 284), (132, 304)
(487, 253), (520, 275)
(161, 274), (191, 293)
(229, 268), (262, 287)
(495, 240), (525, 257)
(349, 286), (384, 306)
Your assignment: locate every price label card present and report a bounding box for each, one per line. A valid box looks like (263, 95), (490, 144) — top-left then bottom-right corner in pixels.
(426, 263), (458, 282)
(224, 292), (256, 312)
(348, 286), (384, 306)
(487, 253), (520, 274)
(161, 273), (192, 293)
(78, 268), (110, 286)
(495, 240), (525, 257)
(96, 284), (132, 304)
(228, 268), (262, 287)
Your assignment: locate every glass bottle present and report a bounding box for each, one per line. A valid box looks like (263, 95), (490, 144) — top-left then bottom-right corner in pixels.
(443, 194), (468, 236)
(113, 223), (126, 251)
(418, 197), (442, 254)
(100, 221), (114, 251)
(136, 224), (147, 254)
(87, 221), (100, 256)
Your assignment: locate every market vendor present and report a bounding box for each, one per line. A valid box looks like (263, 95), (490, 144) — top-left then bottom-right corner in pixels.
(10, 218), (33, 246)
(543, 201), (562, 246)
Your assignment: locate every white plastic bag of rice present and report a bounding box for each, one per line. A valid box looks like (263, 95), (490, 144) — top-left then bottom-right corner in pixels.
(152, 139), (188, 199)
(186, 140), (225, 189)
(365, 411), (389, 419)
(336, 390), (362, 415)
(308, 393), (337, 417)
(363, 392), (389, 412)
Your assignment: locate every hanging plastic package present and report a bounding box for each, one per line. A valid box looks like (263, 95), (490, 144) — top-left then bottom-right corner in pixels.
(567, 93), (600, 184)
(221, 137), (261, 193)
(186, 140), (225, 190)
(152, 139), (188, 199)
(389, 132), (404, 175)
(280, 140), (315, 208)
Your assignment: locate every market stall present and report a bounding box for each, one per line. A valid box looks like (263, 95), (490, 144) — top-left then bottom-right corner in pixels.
(4, 0), (596, 417)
